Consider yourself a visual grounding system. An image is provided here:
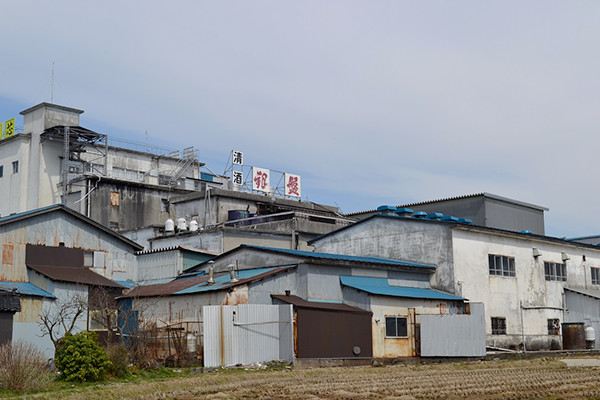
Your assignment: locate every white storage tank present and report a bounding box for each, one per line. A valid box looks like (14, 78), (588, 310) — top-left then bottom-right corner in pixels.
(165, 218), (175, 233)
(177, 218), (187, 231)
(189, 220), (199, 232)
(585, 326), (596, 349)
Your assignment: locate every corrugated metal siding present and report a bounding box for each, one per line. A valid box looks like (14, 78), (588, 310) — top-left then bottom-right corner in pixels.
(203, 304), (293, 367)
(565, 290), (600, 346)
(420, 303), (486, 357)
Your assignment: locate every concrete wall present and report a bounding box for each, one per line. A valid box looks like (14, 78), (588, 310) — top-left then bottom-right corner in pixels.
(0, 135), (31, 216)
(313, 217), (456, 293)
(452, 227), (600, 350)
(88, 180), (186, 231)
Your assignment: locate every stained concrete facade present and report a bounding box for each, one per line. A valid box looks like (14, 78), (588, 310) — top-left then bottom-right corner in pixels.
(310, 214), (600, 350)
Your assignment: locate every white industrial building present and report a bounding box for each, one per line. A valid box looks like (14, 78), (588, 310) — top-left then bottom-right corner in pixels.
(309, 208), (600, 350)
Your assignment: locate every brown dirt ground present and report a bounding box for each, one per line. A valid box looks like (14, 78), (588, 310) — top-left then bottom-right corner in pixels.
(27, 358), (600, 400)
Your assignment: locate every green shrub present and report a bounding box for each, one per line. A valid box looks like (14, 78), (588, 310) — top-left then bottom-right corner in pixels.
(55, 331), (111, 382)
(106, 343), (129, 378)
(0, 340), (53, 393)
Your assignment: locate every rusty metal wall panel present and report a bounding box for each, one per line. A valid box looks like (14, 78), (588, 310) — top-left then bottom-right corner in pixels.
(296, 308), (373, 358)
(419, 302), (486, 357)
(26, 244), (83, 267)
(203, 304), (293, 368)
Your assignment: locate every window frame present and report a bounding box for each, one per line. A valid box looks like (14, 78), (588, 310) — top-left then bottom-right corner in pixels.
(548, 319), (560, 335)
(488, 254), (516, 277)
(544, 261), (567, 282)
(491, 317), (507, 335)
(592, 267), (600, 285)
(385, 316), (408, 338)
(11, 161), (18, 174)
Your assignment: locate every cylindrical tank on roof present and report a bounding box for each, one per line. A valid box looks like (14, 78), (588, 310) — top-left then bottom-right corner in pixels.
(189, 220), (199, 232)
(177, 217), (187, 231)
(165, 219), (175, 233)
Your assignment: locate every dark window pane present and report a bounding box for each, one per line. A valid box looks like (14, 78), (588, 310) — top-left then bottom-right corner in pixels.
(397, 318), (407, 337)
(385, 317), (397, 337)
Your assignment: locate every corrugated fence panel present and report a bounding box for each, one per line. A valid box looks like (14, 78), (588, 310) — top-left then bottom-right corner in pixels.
(203, 304), (293, 367)
(420, 303), (486, 357)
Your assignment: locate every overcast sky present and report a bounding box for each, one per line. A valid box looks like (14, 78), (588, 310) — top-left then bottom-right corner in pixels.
(1, 1), (599, 237)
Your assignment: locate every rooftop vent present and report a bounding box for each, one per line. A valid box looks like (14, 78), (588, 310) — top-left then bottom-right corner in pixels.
(426, 213), (444, 220)
(413, 211), (427, 218)
(395, 207), (414, 216)
(521, 229), (532, 234)
(441, 216), (459, 222)
(458, 218), (473, 224)
(377, 205), (397, 215)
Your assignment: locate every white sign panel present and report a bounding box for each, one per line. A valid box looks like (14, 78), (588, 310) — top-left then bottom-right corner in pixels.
(252, 167), (270, 192)
(284, 173), (301, 197)
(232, 150), (244, 165)
(232, 170), (243, 186)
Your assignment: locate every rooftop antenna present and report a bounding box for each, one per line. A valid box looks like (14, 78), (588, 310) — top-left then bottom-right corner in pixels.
(51, 62), (55, 103)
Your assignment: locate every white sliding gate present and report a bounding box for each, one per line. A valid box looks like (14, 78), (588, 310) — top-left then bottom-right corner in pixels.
(203, 304), (294, 368)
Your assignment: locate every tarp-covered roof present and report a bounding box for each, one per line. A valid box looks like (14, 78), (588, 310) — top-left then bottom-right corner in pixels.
(0, 281), (55, 298)
(340, 276), (464, 301)
(27, 264), (124, 288)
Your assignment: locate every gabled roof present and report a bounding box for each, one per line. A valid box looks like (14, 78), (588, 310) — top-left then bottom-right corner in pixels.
(135, 246), (218, 256)
(0, 281), (55, 298)
(340, 276), (464, 301)
(27, 264), (124, 288)
(271, 294), (371, 314)
(121, 266), (296, 298)
(0, 204), (143, 251)
(197, 244), (436, 272)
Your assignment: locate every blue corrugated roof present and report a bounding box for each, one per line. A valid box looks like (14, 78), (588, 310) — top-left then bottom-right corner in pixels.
(0, 204), (60, 223)
(0, 281), (56, 298)
(241, 245), (436, 270)
(340, 276), (464, 301)
(176, 266), (294, 295)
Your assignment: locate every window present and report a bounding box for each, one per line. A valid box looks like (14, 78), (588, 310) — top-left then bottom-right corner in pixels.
(12, 161), (18, 174)
(161, 199), (169, 212)
(84, 251), (94, 268)
(491, 317), (506, 335)
(488, 254), (515, 277)
(548, 319), (560, 335)
(0, 165), (3, 178)
(592, 268), (600, 285)
(544, 262), (567, 281)
(385, 316), (408, 338)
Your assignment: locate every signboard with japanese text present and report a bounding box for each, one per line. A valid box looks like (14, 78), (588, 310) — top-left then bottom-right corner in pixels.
(252, 167), (270, 192)
(232, 170), (243, 186)
(232, 150), (244, 165)
(4, 118), (15, 139)
(284, 173), (301, 197)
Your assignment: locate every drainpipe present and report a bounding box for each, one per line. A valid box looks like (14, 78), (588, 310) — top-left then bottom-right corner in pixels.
(520, 301), (527, 352)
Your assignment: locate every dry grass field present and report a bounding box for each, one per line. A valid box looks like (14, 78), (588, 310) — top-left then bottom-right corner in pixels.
(21, 357), (600, 400)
